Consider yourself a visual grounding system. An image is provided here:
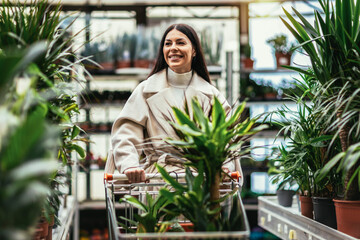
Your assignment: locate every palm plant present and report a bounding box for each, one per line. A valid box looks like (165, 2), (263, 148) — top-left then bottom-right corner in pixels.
(281, 0), (360, 200)
(0, 0), (87, 164)
(266, 72), (342, 198)
(152, 97), (266, 230)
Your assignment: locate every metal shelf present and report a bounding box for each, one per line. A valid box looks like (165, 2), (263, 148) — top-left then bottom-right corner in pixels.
(258, 196), (358, 240)
(52, 196), (76, 240)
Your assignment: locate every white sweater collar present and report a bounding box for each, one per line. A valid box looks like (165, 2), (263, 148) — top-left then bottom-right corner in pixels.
(167, 68), (192, 89)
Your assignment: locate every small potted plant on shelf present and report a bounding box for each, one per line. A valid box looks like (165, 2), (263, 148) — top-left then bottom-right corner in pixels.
(200, 27), (223, 67)
(115, 34), (131, 69)
(240, 43), (254, 70)
(266, 34), (295, 69)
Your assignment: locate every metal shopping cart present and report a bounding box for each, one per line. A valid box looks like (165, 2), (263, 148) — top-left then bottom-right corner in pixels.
(104, 172), (250, 239)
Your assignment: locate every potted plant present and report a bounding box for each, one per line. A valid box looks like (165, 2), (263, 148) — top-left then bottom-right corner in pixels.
(281, 0), (360, 237)
(200, 27), (223, 66)
(266, 34), (295, 69)
(265, 71), (341, 225)
(152, 97), (267, 231)
(263, 81), (278, 100)
(240, 43), (254, 70)
(134, 28), (152, 69)
(115, 34), (131, 69)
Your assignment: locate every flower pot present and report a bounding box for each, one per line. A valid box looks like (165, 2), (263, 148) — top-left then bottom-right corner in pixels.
(299, 195), (313, 219)
(241, 58), (254, 70)
(277, 190), (295, 207)
(180, 223), (194, 232)
(275, 52), (292, 68)
(37, 219), (49, 239)
(133, 59), (150, 68)
(46, 214), (55, 240)
(334, 199), (360, 238)
(116, 60), (131, 69)
(312, 197), (337, 229)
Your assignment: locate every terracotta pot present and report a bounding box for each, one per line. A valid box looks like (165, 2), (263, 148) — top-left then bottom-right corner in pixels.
(299, 195), (313, 219)
(312, 197), (336, 228)
(180, 222), (194, 232)
(38, 220), (49, 239)
(99, 62), (115, 70)
(241, 58), (254, 69)
(133, 59), (150, 69)
(46, 214), (55, 240)
(334, 199), (360, 238)
(116, 60), (131, 69)
(275, 52), (292, 68)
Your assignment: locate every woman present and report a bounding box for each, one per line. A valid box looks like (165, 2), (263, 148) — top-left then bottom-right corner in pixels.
(107, 23), (241, 183)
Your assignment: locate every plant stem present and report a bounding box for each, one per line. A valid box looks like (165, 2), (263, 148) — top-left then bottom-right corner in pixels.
(210, 172), (221, 214)
(337, 111), (360, 200)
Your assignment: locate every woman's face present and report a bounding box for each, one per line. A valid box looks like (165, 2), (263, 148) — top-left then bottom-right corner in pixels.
(163, 29), (195, 74)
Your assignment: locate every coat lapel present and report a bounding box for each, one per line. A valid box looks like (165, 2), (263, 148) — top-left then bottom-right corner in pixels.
(144, 69), (215, 136)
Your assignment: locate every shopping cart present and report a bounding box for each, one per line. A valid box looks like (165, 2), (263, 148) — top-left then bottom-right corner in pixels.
(104, 172), (250, 239)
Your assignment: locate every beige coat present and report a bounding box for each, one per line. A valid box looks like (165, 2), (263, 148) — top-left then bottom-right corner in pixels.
(106, 69), (242, 183)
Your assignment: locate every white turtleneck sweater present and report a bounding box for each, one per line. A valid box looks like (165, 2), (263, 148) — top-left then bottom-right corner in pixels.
(167, 68), (193, 108)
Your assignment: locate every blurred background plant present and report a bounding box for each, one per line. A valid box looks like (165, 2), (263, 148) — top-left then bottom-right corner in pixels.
(200, 27), (223, 66)
(0, 43), (60, 240)
(0, 0), (90, 237)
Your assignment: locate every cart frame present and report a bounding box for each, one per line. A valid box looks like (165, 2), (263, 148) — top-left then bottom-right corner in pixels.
(104, 173), (250, 239)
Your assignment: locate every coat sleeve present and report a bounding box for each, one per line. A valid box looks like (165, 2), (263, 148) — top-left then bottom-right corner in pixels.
(110, 83), (148, 173)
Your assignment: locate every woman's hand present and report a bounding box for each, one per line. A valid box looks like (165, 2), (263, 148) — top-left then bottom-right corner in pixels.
(124, 168), (146, 183)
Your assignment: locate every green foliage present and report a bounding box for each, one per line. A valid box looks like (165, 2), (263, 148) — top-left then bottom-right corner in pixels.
(119, 192), (178, 233)
(281, 0), (360, 200)
(0, 46), (59, 240)
(318, 143), (360, 195)
(167, 97), (267, 190)
(0, 0), (88, 164)
(157, 166), (216, 231)
(0, 0), (83, 86)
(152, 96), (266, 231)
(266, 73), (342, 197)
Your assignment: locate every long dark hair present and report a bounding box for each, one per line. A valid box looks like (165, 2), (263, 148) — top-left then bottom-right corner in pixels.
(147, 23), (211, 83)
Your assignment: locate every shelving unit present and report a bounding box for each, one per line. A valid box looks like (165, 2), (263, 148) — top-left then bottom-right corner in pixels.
(258, 196), (357, 240)
(52, 196), (77, 240)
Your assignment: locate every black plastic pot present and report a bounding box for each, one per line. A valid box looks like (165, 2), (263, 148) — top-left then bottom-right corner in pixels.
(277, 190), (296, 207)
(312, 197), (337, 229)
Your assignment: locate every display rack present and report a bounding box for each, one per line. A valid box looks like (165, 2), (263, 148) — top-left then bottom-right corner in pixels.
(52, 196), (77, 240)
(258, 196), (358, 240)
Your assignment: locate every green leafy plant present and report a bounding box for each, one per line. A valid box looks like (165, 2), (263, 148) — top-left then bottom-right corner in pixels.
(265, 72), (342, 198)
(119, 192), (178, 233)
(0, 44), (59, 240)
(157, 165), (217, 231)
(281, 0), (360, 200)
(152, 96), (266, 230)
(167, 97), (266, 206)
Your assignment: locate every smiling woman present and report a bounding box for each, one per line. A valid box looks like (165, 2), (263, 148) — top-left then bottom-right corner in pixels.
(163, 29), (195, 73)
(106, 23), (243, 183)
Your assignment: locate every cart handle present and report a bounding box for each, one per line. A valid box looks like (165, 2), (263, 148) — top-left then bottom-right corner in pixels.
(104, 171), (241, 182)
